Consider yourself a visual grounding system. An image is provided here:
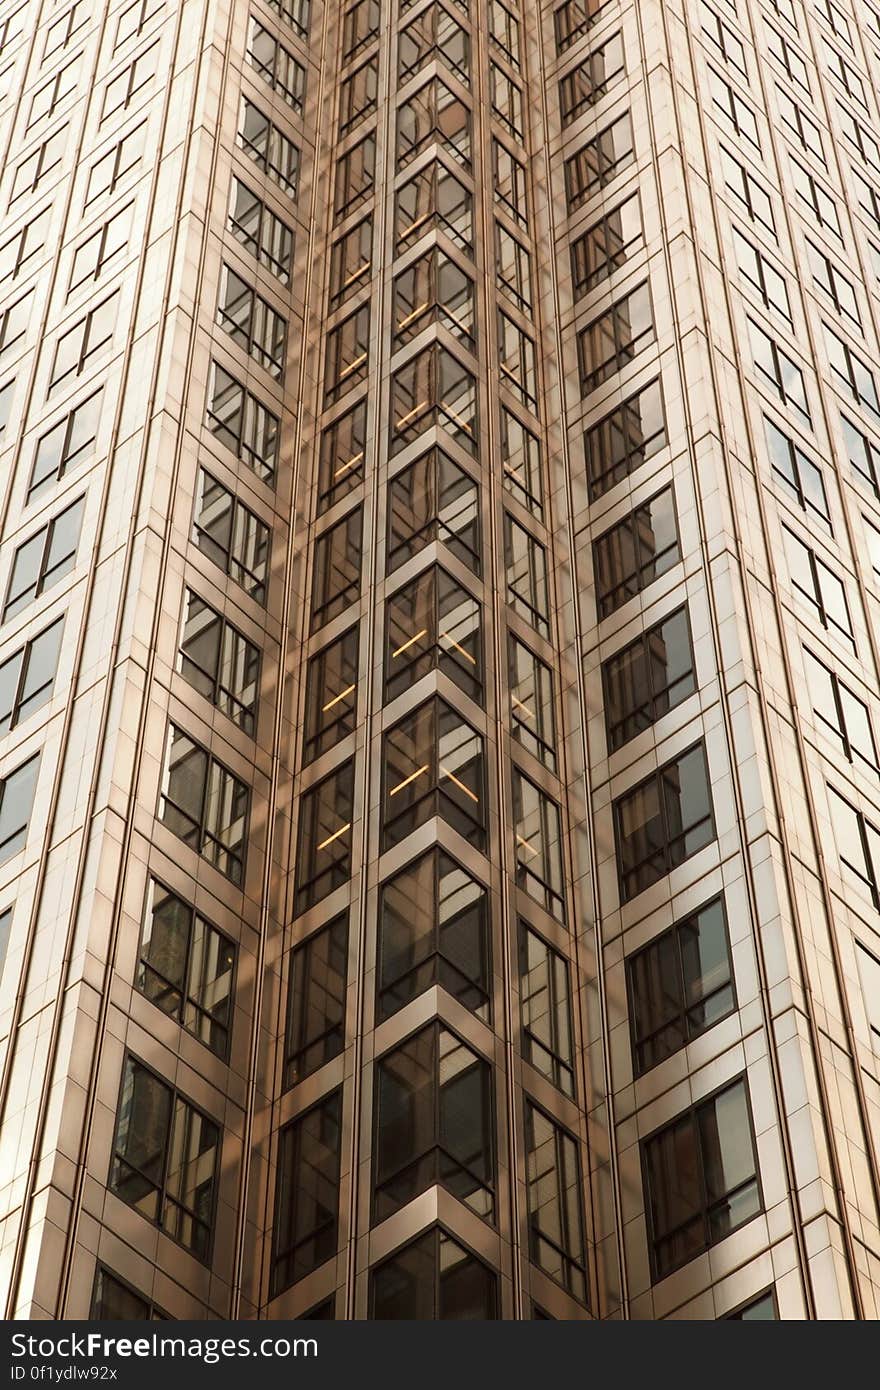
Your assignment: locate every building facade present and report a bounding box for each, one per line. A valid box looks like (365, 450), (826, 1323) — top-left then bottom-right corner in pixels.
(1, 0), (880, 1321)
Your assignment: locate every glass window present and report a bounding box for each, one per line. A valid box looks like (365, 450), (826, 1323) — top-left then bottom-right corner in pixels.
(338, 55), (378, 133)
(396, 159), (472, 253)
(178, 589), (260, 735)
(732, 228), (791, 323)
(387, 448), (480, 574)
(490, 62), (524, 141)
(489, 0), (520, 66)
(272, 1090), (341, 1295)
(763, 415), (829, 525)
(317, 399), (367, 512)
(11, 126), (70, 205)
(192, 469), (271, 606)
(0, 905), (10, 982)
(578, 281), (654, 393)
(0, 753), (40, 864)
(0, 380), (14, 439)
(789, 158), (839, 238)
(496, 223), (532, 315)
(0, 288), (35, 367)
(371, 1227), (497, 1319)
(783, 526), (854, 650)
(727, 1290), (777, 1320)
(749, 319), (811, 427)
(559, 30), (625, 124)
(842, 413), (880, 501)
(554, 0), (609, 52)
(90, 1267), (165, 1321)
(584, 377), (666, 501)
(504, 513), (549, 638)
(524, 1100), (587, 1302)
(138, 880), (236, 1058)
(837, 104), (880, 173)
(512, 769), (566, 922)
(84, 122), (145, 207)
(378, 847), (489, 1022)
(237, 96), (299, 197)
(310, 508), (362, 631)
(823, 323), (880, 422)
(28, 56), (80, 132)
(500, 407), (543, 517)
(285, 913), (348, 1086)
(855, 942), (880, 1046)
(3, 495), (85, 622)
(614, 741), (716, 902)
(492, 138), (529, 227)
(28, 390), (102, 501)
(114, 0), (165, 49)
(303, 626), (359, 764)
(228, 177), (294, 284)
(68, 202), (132, 292)
(110, 1055), (220, 1261)
(301, 1297), (335, 1319)
(628, 896), (735, 1075)
(385, 565), (482, 704)
(246, 18), (305, 113)
(643, 1077), (761, 1280)
(709, 69), (761, 149)
(775, 85), (824, 162)
(803, 647), (878, 776)
(602, 605), (696, 752)
(765, 21), (809, 89)
(397, 78), (471, 169)
(334, 134), (375, 220)
(382, 696), (485, 850)
(0, 617), (64, 734)
(100, 43), (158, 122)
(324, 305), (370, 402)
(329, 217), (372, 306)
(48, 290), (118, 394)
(341, 0), (380, 60)
(266, 0), (310, 40)
(0, 206), (53, 287)
(393, 247), (474, 348)
(571, 193), (642, 298)
(399, 3), (469, 83)
(829, 786), (880, 909)
(720, 146), (776, 237)
(519, 923), (574, 1096)
(509, 636), (556, 771)
(216, 268), (288, 382)
(807, 240), (860, 329)
(594, 487), (680, 619)
(390, 343), (477, 456)
(498, 310), (537, 410)
(702, 1), (747, 73)
(294, 760), (355, 915)
(374, 1022), (494, 1221)
(564, 113), (634, 212)
(207, 361), (279, 481)
(158, 725), (249, 884)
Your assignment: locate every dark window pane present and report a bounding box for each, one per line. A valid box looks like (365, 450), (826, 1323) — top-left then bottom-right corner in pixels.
(385, 566), (482, 704)
(594, 487), (680, 619)
(382, 697), (485, 850)
(614, 742), (715, 902)
(294, 761), (355, 915)
(303, 627), (359, 763)
(378, 848), (489, 1021)
(602, 605), (695, 751)
(285, 914), (348, 1086)
(524, 1101), (587, 1303)
(372, 1227), (497, 1320)
(272, 1090), (342, 1295)
(519, 923), (575, 1096)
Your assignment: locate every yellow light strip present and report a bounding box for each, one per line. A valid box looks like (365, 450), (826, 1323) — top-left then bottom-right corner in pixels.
(398, 300), (431, 329)
(392, 627), (428, 657)
(322, 684), (356, 712)
(441, 766), (479, 803)
(389, 764), (430, 796)
(333, 450), (364, 479)
(318, 822), (351, 851)
(511, 695), (534, 718)
(395, 400), (429, 428)
(440, 631), (476, 665)
(516, 834), (537, 856)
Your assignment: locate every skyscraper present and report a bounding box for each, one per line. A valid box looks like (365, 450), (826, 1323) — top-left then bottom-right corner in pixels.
(2, 0), (880, 1322)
